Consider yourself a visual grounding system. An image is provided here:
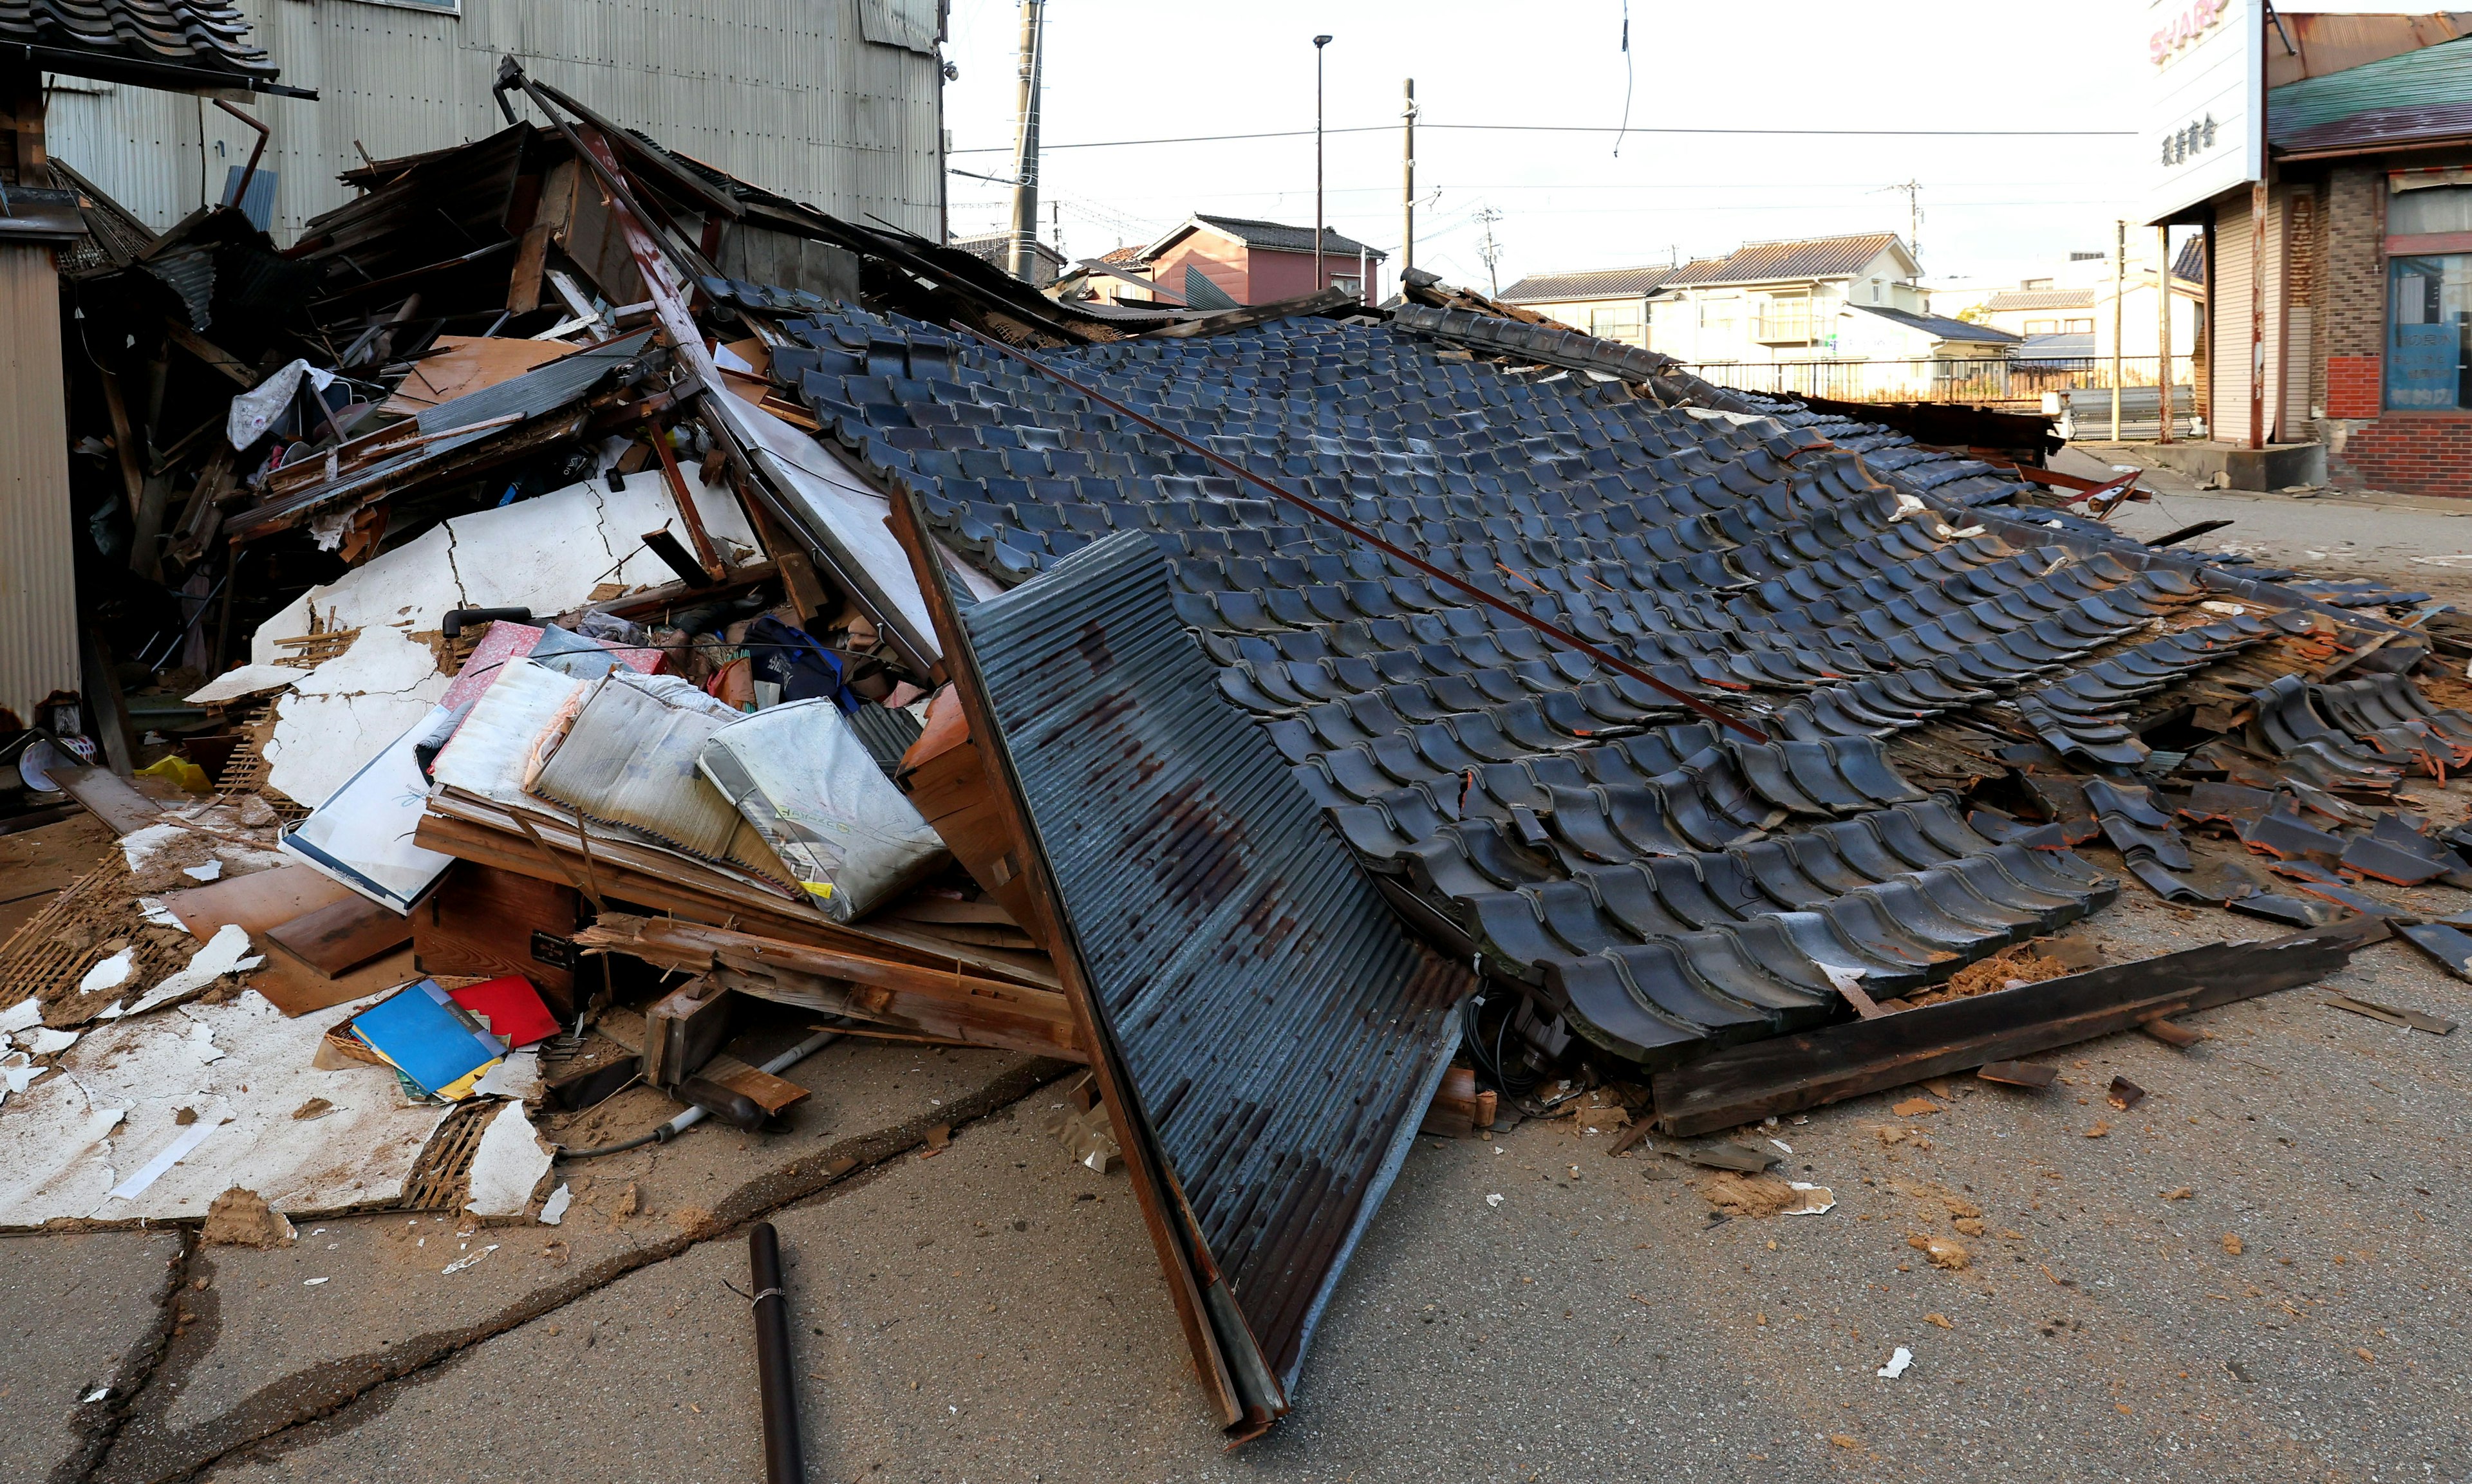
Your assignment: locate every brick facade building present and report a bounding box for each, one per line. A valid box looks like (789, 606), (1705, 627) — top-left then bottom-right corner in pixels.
(2184, 28), (2472, 497)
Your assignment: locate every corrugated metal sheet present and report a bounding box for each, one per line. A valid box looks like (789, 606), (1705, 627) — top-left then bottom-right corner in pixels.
(0, 245), (80, 727)
(2269, 33), (2472, 136)
(2277, 100), (2472, 156)
(957, 530), (1471, 1414)
(41, 0), (941, 241)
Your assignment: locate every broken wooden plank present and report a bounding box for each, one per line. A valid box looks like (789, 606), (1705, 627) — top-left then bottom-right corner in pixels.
(265, 892), (413, 978)
(1976, 1060), (2059, 1088)
(2324, 994), (2456, 1035)
(576, 912), (1083, 1063)
(2138, 1015), (2207, 1048)
(1651, 923), (2384, 1136)
(642, 974), (735, 1088)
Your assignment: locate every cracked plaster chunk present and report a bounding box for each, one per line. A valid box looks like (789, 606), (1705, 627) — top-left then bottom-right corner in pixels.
(265, 684), (451, 810)
(248, 470), (758, 663)
(100, 925), (263, 1021)
(292, 626), (450, 700)
(249, 525), (462, 666)
(0, 990), (456, 1226)
(461, 1099), (554, 1218)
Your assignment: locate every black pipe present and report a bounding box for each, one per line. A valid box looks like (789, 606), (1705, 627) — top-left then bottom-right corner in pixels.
(440, 606), (532, 639)
(2146, 518), (2235, 549)
(749, 1223), (803, 1484)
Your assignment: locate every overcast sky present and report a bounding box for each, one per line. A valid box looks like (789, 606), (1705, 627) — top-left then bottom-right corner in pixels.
(937, 0), (2180, 293)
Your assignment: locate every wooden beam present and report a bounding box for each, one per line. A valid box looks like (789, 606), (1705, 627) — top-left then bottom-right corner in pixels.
(577, 913), (1082, 1063)
(1650, 922), (2385, 1136)
(164, 322), (254, 387)
(97, 370), (149, 519)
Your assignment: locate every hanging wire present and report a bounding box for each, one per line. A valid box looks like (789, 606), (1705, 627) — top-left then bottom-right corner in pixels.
(1613, 2), (1633, 159)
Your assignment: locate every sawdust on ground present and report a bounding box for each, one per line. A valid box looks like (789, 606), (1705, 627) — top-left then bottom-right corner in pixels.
(1897, 945), (2074, 1008)
(1699, 1173), (1804, 1220)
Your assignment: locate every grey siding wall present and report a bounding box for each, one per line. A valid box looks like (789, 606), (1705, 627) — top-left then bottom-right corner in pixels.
(42, 0), (942, 240)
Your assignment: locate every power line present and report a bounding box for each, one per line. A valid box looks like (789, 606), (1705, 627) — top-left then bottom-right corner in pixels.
(948, 120), (2139, 154)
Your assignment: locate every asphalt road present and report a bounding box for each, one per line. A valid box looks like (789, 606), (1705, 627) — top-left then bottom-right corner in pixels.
(11, 880), (2468, 1484)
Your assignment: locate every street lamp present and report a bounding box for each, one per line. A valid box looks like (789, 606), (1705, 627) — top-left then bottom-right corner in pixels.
(1314, 34), (1332, 293)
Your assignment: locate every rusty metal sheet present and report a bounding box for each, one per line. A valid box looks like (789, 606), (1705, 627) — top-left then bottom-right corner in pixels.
(948, 530), (1471, 1431)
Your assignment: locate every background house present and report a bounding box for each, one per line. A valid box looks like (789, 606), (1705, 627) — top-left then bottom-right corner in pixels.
(1644, 232), (1925, 366)
(1138, 214), (1384, 308)
(2149, 6), (2472, 492)
(40, 0), (946, 240)
(951, 232), (1065, 287)
(1495, 264), (1674, 347)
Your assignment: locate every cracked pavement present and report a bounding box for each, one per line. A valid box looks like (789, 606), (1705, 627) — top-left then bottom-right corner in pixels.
(10, 901), (2469, 1484)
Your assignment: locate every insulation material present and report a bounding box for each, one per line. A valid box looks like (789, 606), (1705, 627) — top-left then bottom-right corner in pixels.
(696, 698), (947, 920)
(0, 990), (458, 1229)
(428, 658), (589, 805)
(248, 470), (761, 664)
(527, 672), (789, 882)
(279, 707), (458, 911)
(460, 1099), (554, 1217)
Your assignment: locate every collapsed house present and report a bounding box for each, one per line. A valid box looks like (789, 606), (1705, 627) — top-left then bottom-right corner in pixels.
(9, 53), (2472, 1440)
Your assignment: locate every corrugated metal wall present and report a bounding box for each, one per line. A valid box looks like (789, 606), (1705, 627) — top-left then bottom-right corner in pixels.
(2209, 187), (2305, 444)
(0, 245), (79, 727)
(41, 0), (941, 241)
(2211, 196), (2253, 439)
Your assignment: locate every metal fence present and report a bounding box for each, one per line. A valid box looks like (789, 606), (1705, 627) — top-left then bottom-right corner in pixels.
(1672, 354), (2200, 407)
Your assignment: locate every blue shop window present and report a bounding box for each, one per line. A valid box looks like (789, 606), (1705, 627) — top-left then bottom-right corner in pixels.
(2388, 254), (2472, 411)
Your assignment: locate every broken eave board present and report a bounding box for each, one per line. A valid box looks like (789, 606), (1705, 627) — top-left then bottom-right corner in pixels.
(903, 520), (1470, 1435)
(0, 990), (458, 1230)
(1649, 920), (2385, 1136)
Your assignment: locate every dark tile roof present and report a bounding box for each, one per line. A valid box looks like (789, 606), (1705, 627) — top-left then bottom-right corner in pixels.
(1498, 264), (1675, 304)
(1983, 288), (2097, 312)
(1851, 302), (2022, 344)
(949, 233), (1067, 269)
(2173, 233), (2207, 286)
(1660, 233), (1905, 288)
(1188, 213), (1386, 260)
(762, 302), (2325, 1085)
(2013, 331), (2098, 363)
(0, 0), (278, 88)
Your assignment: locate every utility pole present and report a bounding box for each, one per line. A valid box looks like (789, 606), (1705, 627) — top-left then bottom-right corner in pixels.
(2157, 225), (2176, 444)
(1400, 79), (1416, 284)
(2110, 219), (2125, 442)
(1475, 205), (1504, 297)
(1313, 35), (1332, 293)
(1052, 199), (1062, 269)
(1006, 0), (1045, 284)
(1879, 178), (1922, 273)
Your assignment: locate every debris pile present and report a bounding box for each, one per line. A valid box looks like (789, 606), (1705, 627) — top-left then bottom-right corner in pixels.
(8, 53), (2470, 1440)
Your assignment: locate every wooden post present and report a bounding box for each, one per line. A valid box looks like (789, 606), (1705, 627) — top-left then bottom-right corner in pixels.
(2110, 219), (2124, 441)
(2157, 225), (2176, 444)
(2250, 178), (2267, 450)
